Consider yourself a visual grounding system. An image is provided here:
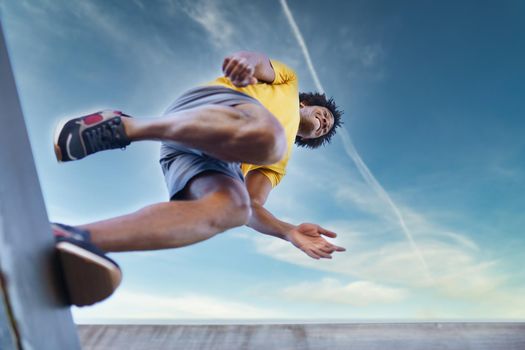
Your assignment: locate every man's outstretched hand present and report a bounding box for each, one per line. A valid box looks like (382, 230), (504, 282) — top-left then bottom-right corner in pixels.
(286, 223), (346, 260)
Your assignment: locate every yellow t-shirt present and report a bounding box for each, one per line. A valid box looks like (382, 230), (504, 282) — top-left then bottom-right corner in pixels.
(207, 60), (300, 187)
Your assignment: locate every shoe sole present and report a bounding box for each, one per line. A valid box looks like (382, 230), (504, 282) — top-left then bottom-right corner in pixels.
(53, 116), (71, 162)
(56, 241), (122, 307)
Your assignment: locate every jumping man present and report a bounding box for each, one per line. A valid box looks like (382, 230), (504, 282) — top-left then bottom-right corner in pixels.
(52, 51), (345, 306)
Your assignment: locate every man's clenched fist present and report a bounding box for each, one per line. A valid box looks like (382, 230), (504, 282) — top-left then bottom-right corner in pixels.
(222, 55), (258, 87)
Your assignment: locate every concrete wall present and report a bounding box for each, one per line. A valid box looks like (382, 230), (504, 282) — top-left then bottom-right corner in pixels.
(78, 323), (525, 350)
(0, 19), (80, 350)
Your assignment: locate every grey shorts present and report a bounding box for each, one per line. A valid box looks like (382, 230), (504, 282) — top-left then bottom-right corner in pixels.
(159, 86), (261, 200)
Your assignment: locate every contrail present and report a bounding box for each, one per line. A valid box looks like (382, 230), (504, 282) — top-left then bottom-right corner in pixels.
(279, 0), (433, 283)
(279, 0), (325, 94)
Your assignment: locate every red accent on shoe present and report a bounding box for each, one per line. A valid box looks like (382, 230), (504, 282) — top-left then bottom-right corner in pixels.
(84, 114), (104, 125)
(52, 227), (70, 237)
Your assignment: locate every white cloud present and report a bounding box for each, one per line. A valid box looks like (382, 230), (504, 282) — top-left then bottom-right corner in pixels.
(250, 215), (504, 297)
(247, 220), (524, 317)
(282, 278), (408, 306)
(180, 0), (235, 50)
(73, 289), (286, 321)
(132, 0), (145, 10)
(335, 182), (392, 221)
(359, 44), (384, 67)
(178, 0), (296, 63)
(338, 27), (385, 69)
(4, 0), (178, 68)
(71, 1), (177, 65)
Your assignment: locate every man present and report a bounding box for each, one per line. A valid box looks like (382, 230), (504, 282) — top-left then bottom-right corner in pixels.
(53, 51), (345, 306)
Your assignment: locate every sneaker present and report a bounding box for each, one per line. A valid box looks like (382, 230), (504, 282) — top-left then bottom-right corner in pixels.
(52, 223), (122, 306)
(53, 110), (131, 162)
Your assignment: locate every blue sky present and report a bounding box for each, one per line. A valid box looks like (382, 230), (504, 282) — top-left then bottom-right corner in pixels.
(1, 0), (524, 321)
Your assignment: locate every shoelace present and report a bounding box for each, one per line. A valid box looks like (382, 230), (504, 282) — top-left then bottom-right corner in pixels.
(84, 119), (125, 152)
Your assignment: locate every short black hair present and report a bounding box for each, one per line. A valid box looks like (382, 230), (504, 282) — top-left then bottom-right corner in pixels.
(295, 92), (344, 149)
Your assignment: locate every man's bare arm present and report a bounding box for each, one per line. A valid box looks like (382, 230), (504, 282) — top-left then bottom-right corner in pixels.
(222, 51), (275, 87)
(245, 170), (295, 240)
(245, 171), (346, 260)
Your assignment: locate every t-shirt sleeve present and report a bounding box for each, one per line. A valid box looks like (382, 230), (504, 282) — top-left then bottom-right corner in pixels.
(270, 59), (297, 85)
(256, 168), (285, 188)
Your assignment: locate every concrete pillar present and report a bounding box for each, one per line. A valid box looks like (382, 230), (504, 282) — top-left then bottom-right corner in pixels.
(0, 19), (80, 350)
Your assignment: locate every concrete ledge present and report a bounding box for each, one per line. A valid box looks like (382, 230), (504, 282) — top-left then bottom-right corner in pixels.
(78, 322), (525, 350)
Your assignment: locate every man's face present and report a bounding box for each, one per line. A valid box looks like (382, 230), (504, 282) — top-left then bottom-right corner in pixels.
(299, 103), (335, 139)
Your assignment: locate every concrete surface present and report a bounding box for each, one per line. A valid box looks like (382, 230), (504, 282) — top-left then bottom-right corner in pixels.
(78, 322), (525, 350)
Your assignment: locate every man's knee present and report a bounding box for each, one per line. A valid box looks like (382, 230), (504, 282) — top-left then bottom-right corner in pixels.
(204, 186), (251, 232)
(257, 120), (287, 164)
(235, 104), (286, 164)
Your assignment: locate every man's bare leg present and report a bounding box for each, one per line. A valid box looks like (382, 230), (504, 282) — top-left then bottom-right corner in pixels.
(123, 103), (286, 165)
(77, 172), (251, 252)
(56, 103), (284, 252)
